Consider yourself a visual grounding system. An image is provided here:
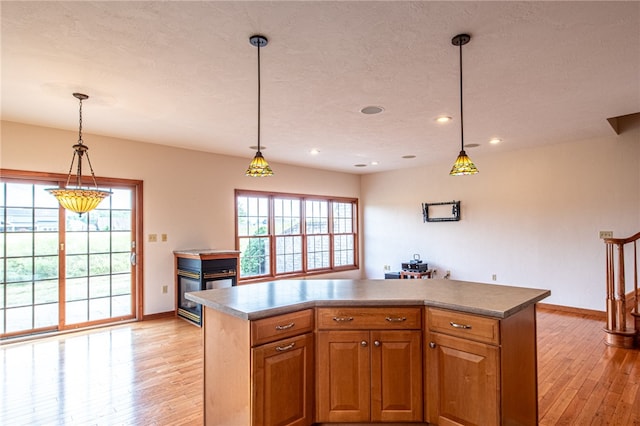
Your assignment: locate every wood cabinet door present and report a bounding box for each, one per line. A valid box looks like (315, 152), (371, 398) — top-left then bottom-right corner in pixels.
(252, 332), (314, 426)
(426, 331), (500, 426)
(371, 330), (423, 422)
(316, 330), (371, 423)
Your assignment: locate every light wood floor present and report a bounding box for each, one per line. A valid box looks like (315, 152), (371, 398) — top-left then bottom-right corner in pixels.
(1, 308), (638, 425)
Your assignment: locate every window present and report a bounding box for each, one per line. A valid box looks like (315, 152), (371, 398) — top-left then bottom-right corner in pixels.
(236, 190), (358, 280)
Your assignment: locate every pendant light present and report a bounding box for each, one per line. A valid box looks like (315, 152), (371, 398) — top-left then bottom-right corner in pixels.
(246, 35), (274, 177)
(449, 34), (479, 176)
(46, 93), (112, 215)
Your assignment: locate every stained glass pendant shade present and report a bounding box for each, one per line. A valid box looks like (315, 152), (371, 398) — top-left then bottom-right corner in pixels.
(46, 93), (112, 214)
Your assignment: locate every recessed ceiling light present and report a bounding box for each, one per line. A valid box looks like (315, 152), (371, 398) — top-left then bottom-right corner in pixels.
(360, 106), (384, 115)
(354, 163), (367, 167)
(249, 145), (267, 150)
(436, 116), (452, 123)
(370, 161), (379, 166)
(489, 138), (502, 145)
(465, 143), (480, 148)
(402, 155), (416, 159)
(310, 148), (320, 155)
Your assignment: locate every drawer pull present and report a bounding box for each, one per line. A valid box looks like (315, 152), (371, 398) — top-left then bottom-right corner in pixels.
(333, 316), (354, 322)
(450, 321), (472, 329)
(385, 316), (407, 322)
(275, 342), (296, 352)
(275, 322), (295, 330)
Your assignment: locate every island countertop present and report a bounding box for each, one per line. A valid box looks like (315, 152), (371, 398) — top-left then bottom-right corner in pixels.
(185, 278), (550, 321)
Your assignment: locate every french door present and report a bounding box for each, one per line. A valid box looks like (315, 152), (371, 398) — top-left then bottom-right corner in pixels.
(0, 170), (142, 339)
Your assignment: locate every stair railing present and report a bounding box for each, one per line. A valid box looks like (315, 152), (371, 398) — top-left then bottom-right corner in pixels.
(604, 231), (640, 348)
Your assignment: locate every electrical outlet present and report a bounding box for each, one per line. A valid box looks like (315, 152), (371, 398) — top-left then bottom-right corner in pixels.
(148, 234), (157, 242)
(492, 274), (497, 281)
(161, 234), (167, 242)
(384, 265), (391, 271)
(162, 285), (168, 294)
(599, 231), (613, 239)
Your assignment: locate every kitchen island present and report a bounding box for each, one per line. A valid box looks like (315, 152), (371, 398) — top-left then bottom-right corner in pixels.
(186, 279), (550, 425)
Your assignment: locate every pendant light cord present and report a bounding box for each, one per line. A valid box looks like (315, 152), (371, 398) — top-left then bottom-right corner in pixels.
(257, 40), (262, 153)
(459, 41), (464, 152)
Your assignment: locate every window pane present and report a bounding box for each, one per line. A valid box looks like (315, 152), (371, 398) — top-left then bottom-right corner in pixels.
(6, 257), (32, 282)
(6, 207), (33, 232)
(240, 237), (270, 277)
(275, 236), (302, 273)
(66, 300), (88, 324)
(34, 279), (58, 304)
(238, 196), (269, 237)
(34, 303), (58, 328)
(66, 254), (88, 278)
(112, 232), (130, 252)
(307, 235), (330, 270)
(66, 277), (88, 302)
(5, 232), (33, 257)
(112, 294), (131, 316)
(6, 282), (32, 307)
(6, 183), (33, 207)
(89, 275), (111, 298)
(5, 306), (32, 333)
(35, 256), (58, 280)
(334, 235), (355, 266)
(112, 252), (131, 274)
(274, 199), (300, 235)
(112, 210), (131, 231)
(333, 202), (353, 233)
(306, 200), (328, 233)
(34, 208), (58, 231)
(89, 253), (111, 276)
(34, 232), (58, 256)
(66, 233), (88, 254)
(112, 274), (131, 296)
(89, 232), (111, 253)
(89, 298), (110, 321)
(34, 184), (59, 208)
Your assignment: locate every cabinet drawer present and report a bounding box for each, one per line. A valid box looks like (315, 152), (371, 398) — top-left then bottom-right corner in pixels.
(251, 309), (314, 346)
(427, 307), (499, 345)
(317, 307), (422, 330)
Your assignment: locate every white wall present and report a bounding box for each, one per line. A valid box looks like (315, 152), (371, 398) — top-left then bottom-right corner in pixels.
(361, 123), (640, 311)
(1, 121), (362, 315)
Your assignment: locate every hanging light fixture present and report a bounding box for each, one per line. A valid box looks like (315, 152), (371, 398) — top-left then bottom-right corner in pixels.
(449, 33), (479, 176)
(246, 34), (273, 177)
(46, 93), (112, 215)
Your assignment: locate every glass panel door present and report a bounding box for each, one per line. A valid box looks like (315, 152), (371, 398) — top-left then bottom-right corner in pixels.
(64, 187), (134, 327)
(1, 182), (60, 335)
(1, 175), (139, 338)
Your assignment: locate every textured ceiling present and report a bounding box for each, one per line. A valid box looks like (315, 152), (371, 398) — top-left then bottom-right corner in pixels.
(1, 1), (639, 174)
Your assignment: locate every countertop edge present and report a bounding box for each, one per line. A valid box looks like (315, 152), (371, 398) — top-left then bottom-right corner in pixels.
(186, 286), (552, 321)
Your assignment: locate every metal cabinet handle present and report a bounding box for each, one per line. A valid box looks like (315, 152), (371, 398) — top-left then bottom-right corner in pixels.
(429, 342), (436, 349)
(450, 321), (472, 329)
(385, 316), (407, 322)
(361, 340), (368, 347)
(333, 316), (354, 322)
(275, 342), (296, 352)
(374, 340), (381, 347)
(275, 322), (295, 330)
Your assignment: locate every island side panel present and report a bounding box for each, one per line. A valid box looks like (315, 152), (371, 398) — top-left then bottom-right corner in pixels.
(500, 303), (538, 425)
(204, 306), (251, 425)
